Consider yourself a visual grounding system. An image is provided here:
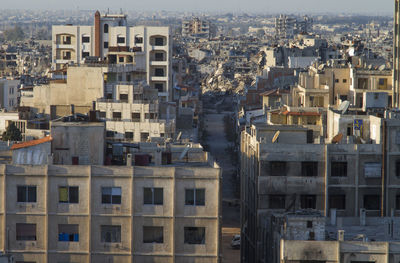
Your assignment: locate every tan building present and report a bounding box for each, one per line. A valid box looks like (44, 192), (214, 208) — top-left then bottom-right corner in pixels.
(0, 150), (221, 262)
(182, 18), (216, 39)
(394, 0), (400, 107)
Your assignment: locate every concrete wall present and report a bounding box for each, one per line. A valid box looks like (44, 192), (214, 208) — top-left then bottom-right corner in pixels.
(0, 164), (221, 263)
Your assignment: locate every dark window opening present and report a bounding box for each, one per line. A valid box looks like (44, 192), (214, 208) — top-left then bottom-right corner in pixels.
(307, 221), (313, 228)
(143, 226), (163, 243)
(120, 94), (128, 102)
(58, 224), (79, 242)
(155, 52), (164, 61)
(155, 37), (165, 46)
(101, 225), (121, 243)
(82, 36), (90, 43)
(103, 42), (108, 48)
(155, 83), (164, 92)
(184, 227), (205, 244)
(117, 36), (125, 44)
(269, 195), (285, 209)
(301, 162), (318, 177)
(17, 186), (36, 203)
(125, 132), (133, 140)
(143, 187), (163, 205)
(154, 68), (165, 77)
(59, 186), (79, 203)
(331, 162), (347, 177)
(112, 112), (121, 120)
(132, 113), (141, 122)
(135, 36), (143, 43)
(329, 194), (346, 210)
(185, 188), (205, 206)
(363, 195), (380, 210)
(270, 161), (286, 176)
(16, 223), (36, 241)
(300, 195), (316, 209)
(82, 52), (89, 58)
(104, 24), (109, 33)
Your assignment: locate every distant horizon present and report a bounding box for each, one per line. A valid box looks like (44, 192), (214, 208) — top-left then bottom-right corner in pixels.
(0, 0), (393, 16)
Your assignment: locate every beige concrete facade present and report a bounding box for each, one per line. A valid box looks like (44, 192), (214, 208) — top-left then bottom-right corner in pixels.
(0, 163), (221, 263)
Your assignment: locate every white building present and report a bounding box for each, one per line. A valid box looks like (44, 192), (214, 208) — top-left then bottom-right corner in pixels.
(0, 79), (18, 111)
(52, 11), (172, 102)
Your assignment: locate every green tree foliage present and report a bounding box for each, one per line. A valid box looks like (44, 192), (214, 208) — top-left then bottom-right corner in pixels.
(3, 26), (25, 42)
(2, 122), (22, 141)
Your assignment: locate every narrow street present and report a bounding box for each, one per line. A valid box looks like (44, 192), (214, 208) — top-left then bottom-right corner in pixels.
(202, 95), (240, 263)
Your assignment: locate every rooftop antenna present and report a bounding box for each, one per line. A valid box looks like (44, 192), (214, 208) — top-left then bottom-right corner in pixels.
(272, 131), (280, 143)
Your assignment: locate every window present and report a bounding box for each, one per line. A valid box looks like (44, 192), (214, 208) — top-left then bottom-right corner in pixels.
(339, 95), (348, 101)
(119, 57), (124, 63)
(155, 83), (164, 92)
(103, 42), (108, 48)
(145, 113), (150, 119)
(120, 94), (128, 102)
(363, 195), (380, 210)
(143, 226), (163, 243)
(58, 224), (79, 242)
(300, 195), (316, 209)
(63, 51), (71, 60)
(301, 162), (318, 177)
(16, 223), (36, 241)
(101, 225), (121, 243)
(144, 188), (163, 205)
(103, 24), (109, 33)
(155, 52), (164, 61)
(270, 161), (286, 176)
(99, 112), (106, 118)
(154, 68), (165, 77)
(329, 195), (346, 210)
(82, 36), (90, 43)
(106, 131), (114, 138)
(82, 52), (89, 58)
(112, 112), (121, 120)
(132, 112), (141, 122)
(155, 37), (165, 46)
(307, 221), (313, 228)
(335, 79), (339, 83)
(331, 162), (347, 177)
(117, 36), (125, 44)
(135, 36), (143, 43)
(364, 162), (381, 178)
(358, 78), (368, 89)
(59, 186), (79, 203)
(185, 189), (205, 206)
(101, 187), (121, 204)
(396, 195), (400, 210)
(269, 195), (285, 209)
(125, 132), (133, 140)
(184, 227), (205, 244)
(17, 186), (36, 202)
(141, 132), (149, 142)
(343, 79), (347, 83)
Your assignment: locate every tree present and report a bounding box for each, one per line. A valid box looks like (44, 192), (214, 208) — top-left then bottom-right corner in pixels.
(3, 26), (25, 42)
(2, 122), (22, 141)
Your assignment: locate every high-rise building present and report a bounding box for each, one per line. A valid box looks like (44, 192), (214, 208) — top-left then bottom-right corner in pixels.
(394, 0), (400, 107)
(182, 17), (216, 39)
(52, 11), (172, 102)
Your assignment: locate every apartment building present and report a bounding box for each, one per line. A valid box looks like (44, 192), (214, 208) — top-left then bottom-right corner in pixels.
(240, 108), (400, 263)
(269, 211), (400, 263)
(0, 154), (221, 262)
(182, 17), (216, 39)
(52, 11), (172, 101)
(394, 0), (400, 107)
(0, 79), (18, 111)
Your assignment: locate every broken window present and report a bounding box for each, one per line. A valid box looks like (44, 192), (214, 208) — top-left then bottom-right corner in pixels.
(16, 223), (36, 241)
(143, 226), (163, 243)
(112, 112), (121, 120)
(331, 162), (347, 177)
(144, 187), (163, 205)
(81, 36), (90, 43)
(301, 162), (318, 177)
(17, 186), (37, 203)
(154, 68), (165, 77)
(101, 225), (121, 243)
(125, 132), (133, 140)
(329, 194), (346, 210)
(59, 186), (79, 204)
(300, 195), (316, 209)
(132, 113), (141, 122)
(184, 227), (205, 244)
(117, 36), (125, 44)
(269, 195), (285, 209)
(270, 161), (286, 176)
(119, 94), (128, 102)
(58, 224), (79, 242)
(154, 37), (165, 46)
(101, 187), (121, 205)
(363, 195), (380, 210)
(185, 189), (205, 206)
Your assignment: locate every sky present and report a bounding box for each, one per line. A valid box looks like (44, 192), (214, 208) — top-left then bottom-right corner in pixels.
(0, 0), (394, 14)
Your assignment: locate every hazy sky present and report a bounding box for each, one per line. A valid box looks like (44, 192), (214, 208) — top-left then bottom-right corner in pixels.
(1, 0), (393, 14)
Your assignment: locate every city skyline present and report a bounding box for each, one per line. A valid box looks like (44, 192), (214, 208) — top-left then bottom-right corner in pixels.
(0, 0), (393, 15)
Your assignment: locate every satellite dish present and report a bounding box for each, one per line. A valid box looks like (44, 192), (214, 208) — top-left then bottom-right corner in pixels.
(338, 101), (350, 114)
(272, 131), (280, 143)
(368, 64), (373, 70)
(331, 133), (343, 144)
(179, 144), (191, 160)
(318, 64), (325, 71)
(378, 65), (386, 71)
